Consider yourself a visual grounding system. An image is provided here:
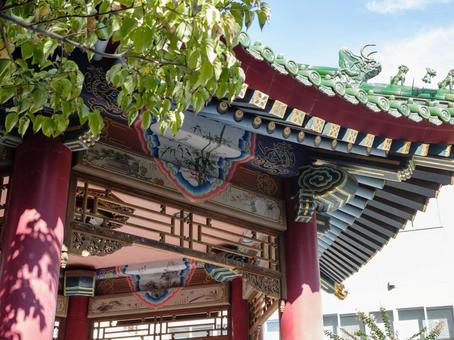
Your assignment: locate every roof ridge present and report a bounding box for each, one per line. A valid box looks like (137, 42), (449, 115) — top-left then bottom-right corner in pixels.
(238, 32), (454, 127)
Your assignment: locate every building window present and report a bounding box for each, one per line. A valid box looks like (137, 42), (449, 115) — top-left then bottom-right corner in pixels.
(426, 306), (454, 339)
(369, 310), (394, 334)
(397, 307), (425, 340)
(323, 314), (339, 337)
(266, 319), (279, 333)
(340, 313), (365, 335)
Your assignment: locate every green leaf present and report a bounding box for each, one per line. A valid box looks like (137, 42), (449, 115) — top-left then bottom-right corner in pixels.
(257, 11), (268, 30)
(141, 75), (158, 92)
(164, 98), (172, 112)
(43, 39), (58, 57)
(215, 82), (228, 99)
(119, 17), (137, 37)
(123, 77), (135, 94)
(258, 3), (272, 29)
(192, 91), (205, 112)
(32, 115), (44, 132)
(199, 60), (213, 86)
(30, 86), (47, 113)
(21, 41), (34, 60)
(188, 49), (200, 70)
(0, 0), (269, 139)
(18, 116), (30, 136)
(213, 60), (222, 80)
(41, 117), (55, 137)
(88, 110), (104, 136)
(77, 103), (90, 125)
(131, 27), (153, 52)
(0, 59), (14, 79)
(141, 111), (152, 129)
(205, 41), (216, 64)
(128, 110), (139, 126)
(5, 112), (19, 132)
(99, 0), (111, 14)
(0, 88), (14, 104)
(53, 114), (69, 133)
(106, 63), (123, 87)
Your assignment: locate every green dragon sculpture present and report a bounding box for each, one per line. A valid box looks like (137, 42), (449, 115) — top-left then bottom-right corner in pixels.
(334, 44), (382, 85)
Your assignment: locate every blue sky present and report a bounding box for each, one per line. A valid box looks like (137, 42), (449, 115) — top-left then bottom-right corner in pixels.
(248, 0), (454, 86)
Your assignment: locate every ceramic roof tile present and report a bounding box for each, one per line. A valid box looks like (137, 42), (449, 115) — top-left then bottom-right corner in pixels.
(238, 32), (454, 126)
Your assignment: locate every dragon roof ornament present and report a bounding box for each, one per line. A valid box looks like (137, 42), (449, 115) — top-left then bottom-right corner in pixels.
(238, 32), (454, 126)
(335, 44), (382, 85)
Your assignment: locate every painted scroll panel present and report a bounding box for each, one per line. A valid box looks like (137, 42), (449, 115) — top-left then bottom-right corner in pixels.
(96, 259), (196, 307)
(134, 114), (255, 201)
(88, 284), (228, 318)
(79, 143), (284, 228)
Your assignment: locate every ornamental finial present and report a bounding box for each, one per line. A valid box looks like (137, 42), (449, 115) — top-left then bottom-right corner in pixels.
(390, 65), (409, 86)
(438, 69), (454, 90)
(422, 67), (437, 84)
(335, 45), (382, 85)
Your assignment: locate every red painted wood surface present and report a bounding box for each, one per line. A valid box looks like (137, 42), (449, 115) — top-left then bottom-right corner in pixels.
(64, 296), (90, 340)
(231, 278), (249, 340)
(0, 134), (72, 340)
(280, 189), (323, 340)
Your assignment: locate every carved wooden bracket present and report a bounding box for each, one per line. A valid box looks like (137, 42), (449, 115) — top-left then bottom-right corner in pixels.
(243, 272), (281, 299)
(70, 231), (129, 257)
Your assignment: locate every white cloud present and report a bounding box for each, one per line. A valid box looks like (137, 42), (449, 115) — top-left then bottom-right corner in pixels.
(371, 25), (454, 88)
(366, 0), (450, 14)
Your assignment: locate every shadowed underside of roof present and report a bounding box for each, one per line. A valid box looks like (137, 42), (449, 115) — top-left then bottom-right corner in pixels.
(318, 166), (452, 288)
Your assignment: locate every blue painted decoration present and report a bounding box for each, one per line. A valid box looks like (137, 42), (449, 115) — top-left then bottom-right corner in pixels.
(96, 258), (196, 307)
(135, 114), (255, 201)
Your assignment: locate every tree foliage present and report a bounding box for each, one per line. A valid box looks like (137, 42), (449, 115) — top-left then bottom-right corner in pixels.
(0, 0), (271, 137)
(324, 308), (443, 340)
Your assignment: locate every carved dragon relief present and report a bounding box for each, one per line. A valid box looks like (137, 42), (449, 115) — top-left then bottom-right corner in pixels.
(334, 44), (382, 85)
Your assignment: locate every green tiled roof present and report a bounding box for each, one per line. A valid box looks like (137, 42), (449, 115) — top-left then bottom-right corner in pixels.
(238, 32), (454, 126)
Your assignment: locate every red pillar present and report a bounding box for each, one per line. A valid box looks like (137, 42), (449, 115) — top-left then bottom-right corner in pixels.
(64, 296), (90, 340)
(0, 134), (72, 339)
(280, 199), (323, 339)
(231, 277), (249, 340)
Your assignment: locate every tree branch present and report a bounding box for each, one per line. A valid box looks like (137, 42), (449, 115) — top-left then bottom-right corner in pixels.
(0, 12), (188, 69)
(34, 4), (138, 25)
(0, 22), (19, 70)
(0, 0), (33, 12)
(0, 12), (126, 59)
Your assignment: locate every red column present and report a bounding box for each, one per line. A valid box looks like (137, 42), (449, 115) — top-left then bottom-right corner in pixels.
(280, 198), (323, 340)
(231, 277), (249, 340)
(64, 296), (90, 340)
(0, 134), (72, 339)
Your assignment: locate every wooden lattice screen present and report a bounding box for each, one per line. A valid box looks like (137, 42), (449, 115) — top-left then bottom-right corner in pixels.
(68, 178), (281, 279)
(91, 307), (230, 340)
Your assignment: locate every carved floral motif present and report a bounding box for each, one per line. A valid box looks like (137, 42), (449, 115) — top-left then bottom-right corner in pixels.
(243, 272), (281, 299)
(70, 231), (127, 256)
